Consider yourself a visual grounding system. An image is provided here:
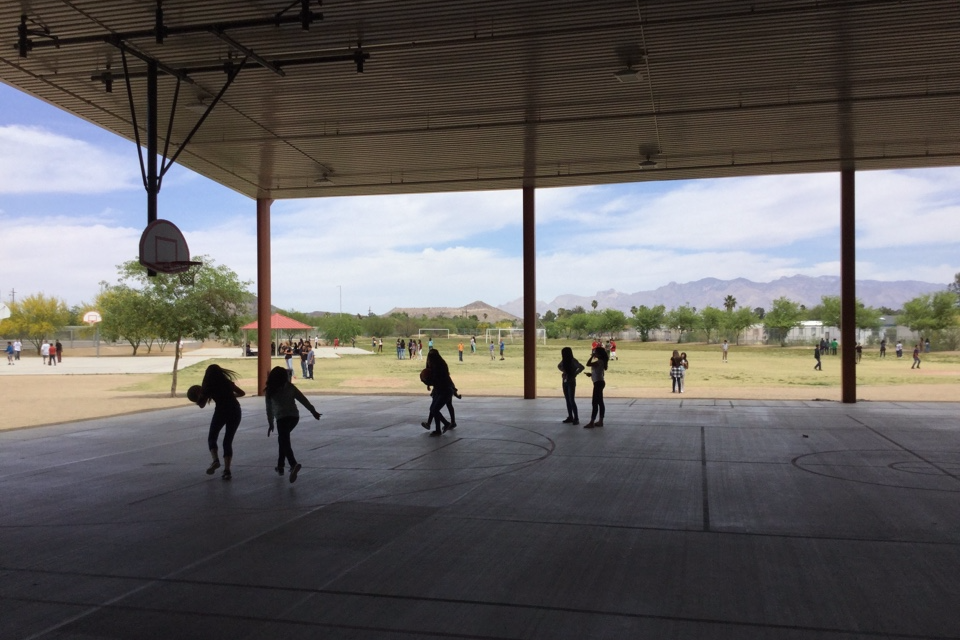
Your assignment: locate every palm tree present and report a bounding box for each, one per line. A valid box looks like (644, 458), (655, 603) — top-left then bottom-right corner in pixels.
(591, 299), (598, 310)
(723, 295), (737, 312)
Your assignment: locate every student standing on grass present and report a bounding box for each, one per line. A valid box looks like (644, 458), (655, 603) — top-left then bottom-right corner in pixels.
(912, 344), (921, 369)
(670, 350), (685, 392)
(814, 345), (822, 371)
(489, 340), (495, 360)
(584, 346), (608, 428)
(265, 366), (321, 483)
(5, 341), (13, 365)
(187, 365), (245, 481)
(558, 346), (585, 424)
(722, 339), (729, 362)
(458, 341), (464, 362)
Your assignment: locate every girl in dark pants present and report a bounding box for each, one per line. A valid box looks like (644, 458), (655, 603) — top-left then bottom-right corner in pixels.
(187, 365), (245, 480)
(558, 346), (585, 424)
(420, 349), (454, 436)
(584, 346), (609, 428)
(264, 367), (321, 483)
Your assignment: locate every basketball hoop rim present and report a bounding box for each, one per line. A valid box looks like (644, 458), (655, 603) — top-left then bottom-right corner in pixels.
(149, 260), (203, 275)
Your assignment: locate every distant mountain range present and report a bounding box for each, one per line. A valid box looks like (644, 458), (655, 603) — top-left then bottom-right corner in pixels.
(498, 276), (948, 316)
(386, 300), (518, 322)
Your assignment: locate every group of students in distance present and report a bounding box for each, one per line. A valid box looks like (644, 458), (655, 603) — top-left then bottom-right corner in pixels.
(185, 342), (613, 482)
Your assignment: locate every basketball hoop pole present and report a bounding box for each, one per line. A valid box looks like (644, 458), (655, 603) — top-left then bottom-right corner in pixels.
(146, 59), (159, 275)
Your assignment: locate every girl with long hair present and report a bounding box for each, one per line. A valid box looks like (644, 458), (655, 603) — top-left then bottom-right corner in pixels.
(558, 346), (585, 424)
(420, 349), (454, 436)
(187, 364), (245, 480)
(264, 366), (321, 483)
(584, 346), (609, 428)
(670, 350), (684, 393)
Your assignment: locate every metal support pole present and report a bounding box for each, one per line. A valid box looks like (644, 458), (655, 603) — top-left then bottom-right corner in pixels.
(523, 185), (536, 399)
(256, 197), (273, 395)
(840, 169), (856, 403)
(147, 59), (158, 224)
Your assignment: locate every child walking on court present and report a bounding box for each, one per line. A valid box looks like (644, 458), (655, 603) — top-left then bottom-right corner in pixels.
(187, 365), (245, 480)
(421, 349), (456, 436)
(584, 346), (609, 428)
(265, 366), (321, 483)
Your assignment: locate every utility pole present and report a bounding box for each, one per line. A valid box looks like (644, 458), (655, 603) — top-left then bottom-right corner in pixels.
(9, 288), (15, 304)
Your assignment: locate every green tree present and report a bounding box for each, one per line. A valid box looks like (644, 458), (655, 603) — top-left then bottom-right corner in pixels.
(363, 314), (396, 339)
(319, 314), (363, 344)
(700, 306), (724, 343)
(96, 285), (157, 355)
(542, 310), (557, 323)
(763, 297), (804, 346)
(724, 306), (759, 345)
(591, 299), (598, 310)
(900, 291), (960, 336)
(723, 295), (737, 312)
(630, 304), (666, 342)
(115, 257), (252, 396)
(664, 304), (699, 343)
(630, 304), (667, 342)
(0, 293), (71, 353)
(595, 308), (627, 339)
(948, 272), (960, 306)
(816, 295), (887, 332)
(564, 312), (591, 339)
(753, 306), (766, 320)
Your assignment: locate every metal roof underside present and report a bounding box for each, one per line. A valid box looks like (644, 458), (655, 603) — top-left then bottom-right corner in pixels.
(3, 1), (960, 200)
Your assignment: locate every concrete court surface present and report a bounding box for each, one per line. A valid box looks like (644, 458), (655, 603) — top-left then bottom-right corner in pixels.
(2, 396), (959, 640)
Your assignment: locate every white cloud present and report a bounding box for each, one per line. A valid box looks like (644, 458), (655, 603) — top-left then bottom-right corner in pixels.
(856, 169), (960, 249)
(0, 125), (139, 194)
(272, 190), (523, 252)
(0, 218), (140, 304)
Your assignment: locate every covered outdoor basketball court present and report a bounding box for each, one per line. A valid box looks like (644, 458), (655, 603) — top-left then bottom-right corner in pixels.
(3, 5), (960, 638)
(4, 1), (960, 401)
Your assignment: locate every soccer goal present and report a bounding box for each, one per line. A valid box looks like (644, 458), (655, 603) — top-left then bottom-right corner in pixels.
(484, 327), (546, 345)
(418, 328), (450, 340)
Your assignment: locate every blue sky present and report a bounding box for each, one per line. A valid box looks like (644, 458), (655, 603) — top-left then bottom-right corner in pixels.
(2, 81), (959, 315)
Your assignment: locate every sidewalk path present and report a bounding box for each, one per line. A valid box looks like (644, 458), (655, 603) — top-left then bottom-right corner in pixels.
(0, 346), (371, 376)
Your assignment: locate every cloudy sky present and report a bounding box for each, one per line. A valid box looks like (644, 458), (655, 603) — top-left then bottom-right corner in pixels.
(2, 81), (959, 316)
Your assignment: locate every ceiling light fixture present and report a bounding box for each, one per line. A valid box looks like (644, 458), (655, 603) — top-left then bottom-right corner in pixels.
(639, 154), (658, 168)
(184, 97), (210, 114)
(614, 67), (642, 83)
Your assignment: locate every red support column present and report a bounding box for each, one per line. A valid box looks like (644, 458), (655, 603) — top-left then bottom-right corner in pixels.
(840, 170), (856, 403)
(256, 197), (272, 395)
(523, 185), (537, 399)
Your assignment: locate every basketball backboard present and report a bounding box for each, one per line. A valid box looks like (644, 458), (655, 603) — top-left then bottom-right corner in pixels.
(139, 220), (199, 274)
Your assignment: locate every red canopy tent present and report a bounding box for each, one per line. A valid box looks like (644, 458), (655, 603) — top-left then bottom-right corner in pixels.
(240, 313), (315, 356)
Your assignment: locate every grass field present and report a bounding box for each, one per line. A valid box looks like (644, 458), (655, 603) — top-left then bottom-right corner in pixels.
(128, 338), (960, 402)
